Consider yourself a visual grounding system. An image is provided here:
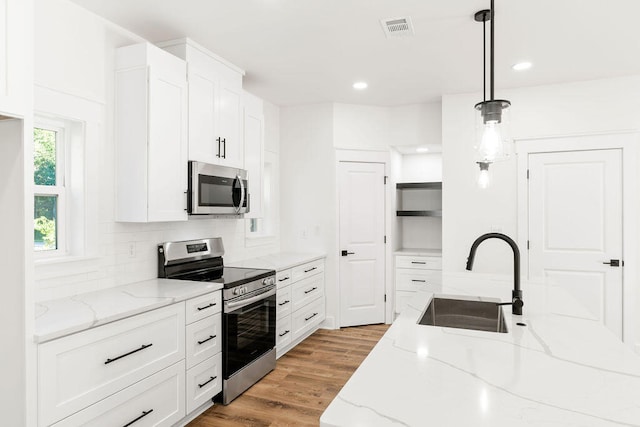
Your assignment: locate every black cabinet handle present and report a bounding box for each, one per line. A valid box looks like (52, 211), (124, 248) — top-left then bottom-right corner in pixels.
(222, 138), (226, 159)
(411, 261), (426, 265)
(411, 279), (426, 283)
(279, 330), (290, 337)
(122, 409), (153, 427)
(197, 302), (217, 311)
(105, 344), (153, 365)
(278, 300), (290, 306)
(198, 376), (217, 388)
(278, 277), (290, 282)
(305, 312), (318, 321)
(197, 335), (217, 345)
(304, 287), (318, 294)
(304, 267), (317, 273)
(216, 137), (221, 158)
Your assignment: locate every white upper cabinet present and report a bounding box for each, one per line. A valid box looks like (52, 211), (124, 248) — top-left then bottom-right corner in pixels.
(159, 38), (245, 169)
(0, 0), (30, 116)
(243, 91), (264, 218)
(115, 43), (188, 222)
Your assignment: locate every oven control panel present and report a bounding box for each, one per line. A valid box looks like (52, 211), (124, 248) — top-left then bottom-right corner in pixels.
(233, 286), (249, 296)
(262, 277), (275, 287)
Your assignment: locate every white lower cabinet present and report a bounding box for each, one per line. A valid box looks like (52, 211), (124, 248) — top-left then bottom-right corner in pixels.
(394, 253), (442, 316)
(186, 352), (222, 414)
(275, 258), (326, 358)
(38, 290), (222, 427)
(51, 361), (185, 427)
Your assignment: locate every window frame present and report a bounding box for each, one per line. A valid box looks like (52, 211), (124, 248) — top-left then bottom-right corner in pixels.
(34, 118), (68, 258)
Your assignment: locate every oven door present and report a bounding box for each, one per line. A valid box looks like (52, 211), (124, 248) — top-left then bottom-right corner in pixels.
(223, 287), (276, 378)
(188, 161), (249, 215)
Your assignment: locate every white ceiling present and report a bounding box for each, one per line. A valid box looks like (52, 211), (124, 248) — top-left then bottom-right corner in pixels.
(70, 0), (640, 107)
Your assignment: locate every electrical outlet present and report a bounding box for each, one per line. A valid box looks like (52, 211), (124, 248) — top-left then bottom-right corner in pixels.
(301, 229), (308, 239)
(490, 225), (503, 233)
(128, 242), (136, 258)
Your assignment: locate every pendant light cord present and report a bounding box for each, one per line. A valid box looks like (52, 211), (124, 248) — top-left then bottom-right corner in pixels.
(490, 0), (495, 101)
(483, 18), (486, 102)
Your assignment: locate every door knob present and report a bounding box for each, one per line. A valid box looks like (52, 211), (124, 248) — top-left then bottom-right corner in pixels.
(603, 259), (621, 267)
(341, 250), (355, 256)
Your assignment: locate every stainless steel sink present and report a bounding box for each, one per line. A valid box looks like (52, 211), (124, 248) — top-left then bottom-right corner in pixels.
(418, 297), (508, 333)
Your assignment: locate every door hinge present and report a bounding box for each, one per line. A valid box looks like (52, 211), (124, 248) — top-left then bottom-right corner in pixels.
(384, 235), (387, 244)
(527, 240), (530, 250)
(384, 294), (387, 302)
(384, 176), (388, 185)
(527, 169), (530, 179)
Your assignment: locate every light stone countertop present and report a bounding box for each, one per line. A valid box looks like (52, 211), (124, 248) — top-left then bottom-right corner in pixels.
(394, 248), (442, 257)
(34, 278), (223, 343)
(320, 274), (640, 427)
(227, 251), (325, 271)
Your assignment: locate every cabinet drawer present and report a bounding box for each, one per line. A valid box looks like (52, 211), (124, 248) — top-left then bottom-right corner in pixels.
(276, 317), (293, 352)
(291, 259), (324, 282)
(277, 286), (292, 319)
(186, 315), (222, 369)
(395, 269), (442, 292)
(38, 304), (185, 426)
(276, 268), (293, 289)
(291, 273), (324, 312)
(185, 291), (222, 324)
(186, 353), (222, 414)
(396, 255), (442, 270)
(50, 360), (185, 427)
(292, 298), (325, 341)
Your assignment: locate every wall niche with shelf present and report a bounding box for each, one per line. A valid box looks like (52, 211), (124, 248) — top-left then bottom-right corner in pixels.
(395, 181), (442, 251)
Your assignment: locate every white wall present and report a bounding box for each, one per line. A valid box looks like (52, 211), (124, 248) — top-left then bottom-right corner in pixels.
(33, 0), (280, 301)
(442, 75), (640, 276)
(281, 102), (442, 327)
(400, 153), (442, 182)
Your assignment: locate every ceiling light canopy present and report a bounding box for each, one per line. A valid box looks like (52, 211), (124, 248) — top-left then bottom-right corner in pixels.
(473, 0), (512, 189)
(353, 81), (368, 90)
(512, 61), (533, 71)
(416, 147), (430, 153)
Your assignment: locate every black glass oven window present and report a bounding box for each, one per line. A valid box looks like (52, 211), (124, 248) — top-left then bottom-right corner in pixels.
(223, 294), (276, 377)
(198, 175), (234, 207)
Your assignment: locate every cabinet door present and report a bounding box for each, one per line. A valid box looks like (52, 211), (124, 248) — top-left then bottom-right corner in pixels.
(188, 68), (219, 164)
(243, 92), (264, 218)
(147, 67), (188, 222)
(217, 81), (243, 168)
(0, 0), (29, 116)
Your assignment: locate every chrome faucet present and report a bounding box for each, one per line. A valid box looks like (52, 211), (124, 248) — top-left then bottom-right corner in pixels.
(465, 232), (524, 315)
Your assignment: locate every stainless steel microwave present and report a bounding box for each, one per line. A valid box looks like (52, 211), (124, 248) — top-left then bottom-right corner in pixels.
(187, 161), (249, 215)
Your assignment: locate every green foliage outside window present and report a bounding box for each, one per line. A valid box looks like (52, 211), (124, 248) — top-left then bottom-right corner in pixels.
(34, 128), (58, 251)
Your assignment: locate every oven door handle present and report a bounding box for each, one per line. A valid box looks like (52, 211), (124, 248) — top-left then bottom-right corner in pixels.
(225, 287), (276, 312)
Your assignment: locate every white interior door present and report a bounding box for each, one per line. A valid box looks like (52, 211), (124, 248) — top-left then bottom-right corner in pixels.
(339, 161), (386, 327)
(528, 149), (623, 338)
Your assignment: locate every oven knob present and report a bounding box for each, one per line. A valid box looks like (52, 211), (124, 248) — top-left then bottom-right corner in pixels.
(233, 288), (240, 295)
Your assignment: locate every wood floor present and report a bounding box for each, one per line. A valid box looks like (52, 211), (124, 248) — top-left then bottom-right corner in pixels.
(189, 323), (390, 427)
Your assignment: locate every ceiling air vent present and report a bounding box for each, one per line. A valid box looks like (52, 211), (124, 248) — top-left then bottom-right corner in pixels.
(380, 17), (414, 38)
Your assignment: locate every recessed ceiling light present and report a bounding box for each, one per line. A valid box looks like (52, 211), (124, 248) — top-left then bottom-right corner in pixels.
(416, 147), (429, 153)
(353, 81), (368, 90)
(512, 61), (532, 71)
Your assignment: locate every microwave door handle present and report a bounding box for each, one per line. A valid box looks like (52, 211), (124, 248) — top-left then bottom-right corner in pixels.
(235, 175), (245, 214)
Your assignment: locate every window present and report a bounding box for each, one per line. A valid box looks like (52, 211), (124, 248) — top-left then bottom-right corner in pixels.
(246, 153), (278, 242)
(34, 121), (66, 254)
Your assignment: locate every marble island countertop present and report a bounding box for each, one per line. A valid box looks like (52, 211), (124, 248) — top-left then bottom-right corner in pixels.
(35, 279), (223, 343)
(321, 274), (640, 426)
(227, 251), (325, 271)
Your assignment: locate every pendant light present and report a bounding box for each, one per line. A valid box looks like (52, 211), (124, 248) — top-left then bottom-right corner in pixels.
(474, 0), (511, 188)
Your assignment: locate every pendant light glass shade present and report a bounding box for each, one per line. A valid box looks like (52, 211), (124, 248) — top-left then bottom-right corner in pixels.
(474, 99), (511, 164)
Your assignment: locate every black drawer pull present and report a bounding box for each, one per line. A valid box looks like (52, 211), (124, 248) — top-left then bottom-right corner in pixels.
(411, 279), (426, 283)
(278, 277), (290, 282)
(197, 335), (217, 345)
(411, 261), (426, 264)
(105, 344), (153, 365)
(198, 376), (217, 388)
(279, 330), (290, 337)
(304, 267), (317, 273)
(304, 287), (318, 294)
(197, 302), (217, 311)
(305, 312), (318, 321)
(278, 300), (290, 306)
(122, 409), (153, 427)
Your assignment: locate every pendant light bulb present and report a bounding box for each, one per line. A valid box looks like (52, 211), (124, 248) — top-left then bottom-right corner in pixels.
(479, 120), (501, 162)
(477, 161), (491, 189)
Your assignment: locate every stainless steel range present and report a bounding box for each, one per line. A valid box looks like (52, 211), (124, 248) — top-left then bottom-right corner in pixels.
(158, 237), (276, 405)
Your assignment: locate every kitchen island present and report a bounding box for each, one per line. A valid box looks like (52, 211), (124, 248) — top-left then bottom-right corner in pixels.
(320, 274), (640, 426)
